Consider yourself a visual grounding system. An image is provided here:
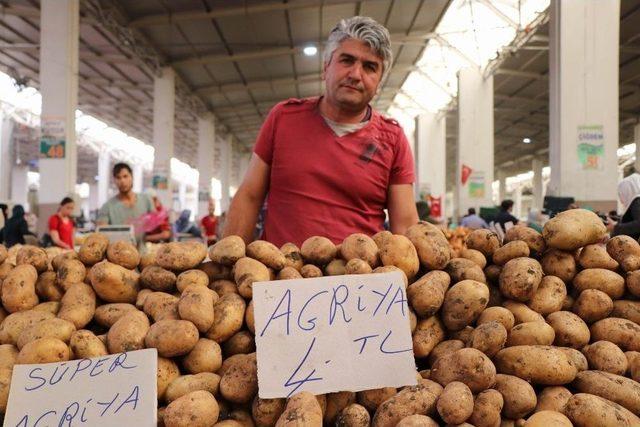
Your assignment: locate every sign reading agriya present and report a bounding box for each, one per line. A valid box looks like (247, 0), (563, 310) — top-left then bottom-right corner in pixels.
(253, 272), (417, 398)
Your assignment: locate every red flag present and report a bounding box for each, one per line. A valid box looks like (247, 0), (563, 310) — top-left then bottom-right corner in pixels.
(429, 196), (442, 218)
(461, 164), (473, 185)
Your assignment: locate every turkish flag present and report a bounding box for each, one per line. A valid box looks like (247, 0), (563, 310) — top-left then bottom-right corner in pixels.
(429, 196), (442, 218)
(461, 164), (473, 185)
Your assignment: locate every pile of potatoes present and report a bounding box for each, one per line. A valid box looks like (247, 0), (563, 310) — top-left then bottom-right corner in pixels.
(2, 208), (640, 426)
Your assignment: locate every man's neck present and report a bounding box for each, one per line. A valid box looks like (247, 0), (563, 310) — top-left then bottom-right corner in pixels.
(319, 97), (368, 124)
(118, 190), (135, 202)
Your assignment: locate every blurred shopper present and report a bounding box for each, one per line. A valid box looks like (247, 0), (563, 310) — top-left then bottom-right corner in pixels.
(48, 197), (75, 249)
(175, 210), (201, 238)
(460, 208), (488, 229)
(527, 208), (544, 233)
(224, 16), (418, 246)
(609, 173), (640, 238)
(495, 200), (519, 230)
(140, 191), (172, 243)
(200, 199), (218, 246)
(0, 205), (36, 247)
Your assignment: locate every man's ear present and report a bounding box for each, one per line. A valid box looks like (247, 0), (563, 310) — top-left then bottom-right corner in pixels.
(321, 60), (328, 81)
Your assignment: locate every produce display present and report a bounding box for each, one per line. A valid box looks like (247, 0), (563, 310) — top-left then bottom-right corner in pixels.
(0, 208), (639, 426)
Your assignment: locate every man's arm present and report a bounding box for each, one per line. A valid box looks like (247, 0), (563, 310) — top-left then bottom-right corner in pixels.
(223, 154), (270, 243)
(388, 184), (419, 235)
(96, 203), (109, 227)
(145, 229), (171, 242)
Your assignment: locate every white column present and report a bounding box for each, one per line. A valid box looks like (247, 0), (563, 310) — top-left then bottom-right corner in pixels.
(457, 67), (494, 218)
(10, 165), (29, 208)
(152, 67), (175, 208)
(513, 184), (523, 219)
(197, 114), (215, 218)
(88, 183), (99, 212)
(133, 163), (143, 193)
(178, 182), (187, 212)
(220, 135), (232, 213)
(634, 123), (640, 173)
(97, 151), (110, 207)
(415, 113), (446, 221)
(38, 0), (79, 218)
(548, 0), (620, 210)
(532, 157), (544, 210)
(0, 113), (13, 200)
(497, 171), (507, 205)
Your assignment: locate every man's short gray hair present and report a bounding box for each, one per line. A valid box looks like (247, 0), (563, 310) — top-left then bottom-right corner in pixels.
(324, 16), (393, 80)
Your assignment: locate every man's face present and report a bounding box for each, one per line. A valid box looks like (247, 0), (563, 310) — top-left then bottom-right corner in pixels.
(323, 38), (384, 113)
(114, 169), (133, 194)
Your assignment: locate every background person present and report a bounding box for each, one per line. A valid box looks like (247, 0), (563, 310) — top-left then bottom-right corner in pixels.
(0, 205), (36, 247)
(494, 199), (519, 230)
(200, 199), (218, 246)
(48, 197), (75, 249)
(460, 208), (488, 229)
(609, 173), (640, 238)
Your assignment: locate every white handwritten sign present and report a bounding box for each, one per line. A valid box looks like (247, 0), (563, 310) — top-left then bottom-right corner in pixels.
(254, 271), (417, 398)
(4, 349), (157, 427)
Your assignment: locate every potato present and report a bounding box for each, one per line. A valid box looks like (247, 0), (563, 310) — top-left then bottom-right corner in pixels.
(17, 337), (70, 364)
(336, 403), (371, 427)
(0, 310), (54, 345)
(573, 289), (613, 323)
(210, 279), (238, 297)
(235, 257), (270, 299)
(146, 319), (199, 357)
(449, 326), (475, 345)
(143, 292), (179, 322)
(572, 370), (640, 414)
(245, 300), (255, 334)
(207, 293), (246, 343)
(210, 236), (246, 266)
(371, 379), (442, 427)
(357, 388), (397, 412)
(33, 301), (60, 315)
(56, 259), (86, 291)
(526, 276), (566, 316)
(465, 229), (501, 258)
(373, 265), (409, 288)
(157, 356), (181, 401)
(540, 249), (576, 284)
(499, 257), (543, 302)
(222, 330), (255, 356)
(16, 317), (75, 350)
(469, 321), (507, 357)
(494, 374), (537, 419)
(542, 209), (606, 251)
(78, 232), (109, 266)
(324, 392), (356, 426)
(606, 234), (640, 272)
(484, 264), (502, 285)
(141, 266), (177, 292)
(1, 264), (38, 313)
(582, 341), (627, 375)
(69, 329), (107, 359)
(431, 348), (496, 392)
(573, 268), (625, 299)
(165, 372), (221, 403)
(0, 245), (7, 264)
(478, 306), (515, 331)
(181, 338), (222, 374)
(0, 261), (14, 281)
(503, 300), (544, 324)
(246, 240), (285, 270)
(176, 269), (209, 293)
(395, 414), (438, 427)
(578, 244), (619, 270)
(280, 243), (303, 271)
(300, 264), (323, 278)
(405, 222), (451, 270)
(591, 317), (640, 351)
(442, 280), (489, 331)
(412, 316), (445, 358)
(445, 258), (486, 283)
(493, 241), (530, 266)
(0, 367), (11, 413)
(626, 271), (640, 299)
(559, 347), (588, 372)
(90, 260), (140, 303)
(57, 283), (96, 329)
(546, 311), (590, 349)
(275, 391), (323, 426)
(252, 397), (286, 427)
(564, 393), (640, 427)
(562, 294), (575, 311)
(219, 353), (258, 404)
(178, 285), (216, 333)
(494, 345), (577, 385)
(373, 230), (393, 249)
(344, 259), (372, 275)
(524, 411), (572, 427)
(0, 344), (18, 370)
(16, 245), (48, 273)
(94, 303), (138, 328)
(469, 389), (503, 427)
(199, 261), (232, 282)
(460, 248), (487, 268)
(300, 236), (337, 266)
(274, 266), (301, 281)
(164, 390), (219, 427)
(407, 271), (449, 318)
(341, 233), (379, 268)
(504, 225), (546, 256)
(630, 352), (640, 382)
(106, 241), (140, 269)
(379, 235), (419, 280)
(107, 310), (150, 353)
(507, 321), (555, 347)
(437, 381), (473, 424)
(611, 300), (640, 326)
(535, 386), (572, 413)
(157, 241), (208, 272)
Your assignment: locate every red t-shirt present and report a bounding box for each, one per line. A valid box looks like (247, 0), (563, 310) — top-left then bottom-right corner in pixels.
(201, 215), (218, 237)
(254, 97), (415, 247)
(48, 214), (74, 248)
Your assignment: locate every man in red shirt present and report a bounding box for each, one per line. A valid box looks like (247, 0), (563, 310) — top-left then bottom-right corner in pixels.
(224, 16), (418, 247)
(200, 199), (218, 246)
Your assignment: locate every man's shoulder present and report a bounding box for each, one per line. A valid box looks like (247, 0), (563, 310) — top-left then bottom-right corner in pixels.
(273, 97), (318, 114)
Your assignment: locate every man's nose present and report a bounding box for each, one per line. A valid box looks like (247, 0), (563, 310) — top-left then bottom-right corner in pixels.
(347, 62), (363, 81)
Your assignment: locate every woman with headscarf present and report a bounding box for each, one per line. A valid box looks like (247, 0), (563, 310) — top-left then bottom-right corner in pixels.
(610, 173), (640, 238)
(1, 205), (36, 247)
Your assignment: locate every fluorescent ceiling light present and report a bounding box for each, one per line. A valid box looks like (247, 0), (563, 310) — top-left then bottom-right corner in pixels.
(523, 137), (532, 144)
(303, 45), (318, 56)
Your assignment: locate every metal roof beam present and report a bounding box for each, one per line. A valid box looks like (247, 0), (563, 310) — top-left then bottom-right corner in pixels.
(495, 69), (548, 80)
